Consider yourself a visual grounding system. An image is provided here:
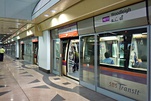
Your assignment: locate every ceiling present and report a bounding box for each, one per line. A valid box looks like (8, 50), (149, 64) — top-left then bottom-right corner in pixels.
(0, 0), (83, 42)
(0, 0), (40, 42)
(0, 0), (143, 43)
(0, 18), (32, 41)
(32, 0), (83, 24)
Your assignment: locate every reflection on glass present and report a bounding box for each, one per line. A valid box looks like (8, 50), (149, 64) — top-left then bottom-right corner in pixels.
(11, 44), (15, 57)
(99, 36), (124, 67)
(129, 34), (147, 70)
(119, 43), (124, 58)
(24, 42), (33, 63)
(80, 36), (95, 85)
(25, 43), (32, 55)
(112, 43), (117, 57)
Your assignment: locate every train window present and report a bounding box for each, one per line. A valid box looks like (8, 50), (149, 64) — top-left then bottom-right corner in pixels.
(128, 33), (147, 71)
(81, 36), (95, 64)
(98, 29), (147, 101)
(99, 35), (125, 67)
(99, 28), (147, 71)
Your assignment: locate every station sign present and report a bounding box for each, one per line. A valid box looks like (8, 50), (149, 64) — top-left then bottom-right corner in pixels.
(95, 2), (146, 27)
(58, 23), (78, 38)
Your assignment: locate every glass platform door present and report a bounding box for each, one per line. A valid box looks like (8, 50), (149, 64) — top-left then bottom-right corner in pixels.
(53, 39), (60, 75)
(79, 35), (96, 90)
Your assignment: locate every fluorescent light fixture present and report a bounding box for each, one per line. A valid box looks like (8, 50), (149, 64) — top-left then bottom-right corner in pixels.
(44, 14), (49, 17)
(133, 34), (147, 39)
(133, 34), (142, 37)
(100, 36), (118, 41)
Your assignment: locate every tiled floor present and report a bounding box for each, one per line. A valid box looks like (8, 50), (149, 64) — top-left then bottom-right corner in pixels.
(0, 55), (116, 101)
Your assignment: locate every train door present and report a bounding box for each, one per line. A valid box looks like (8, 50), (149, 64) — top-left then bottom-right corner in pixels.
(97, 27), (147, 101)
(62, 40), (69, 76)
(67, 39), (79, 80)
(33, 42), (38, 64)
(62, 38), (79, 80)
(52, 39), (60, 75)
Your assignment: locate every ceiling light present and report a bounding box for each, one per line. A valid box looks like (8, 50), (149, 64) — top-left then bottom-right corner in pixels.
(51, 10), (56, 13)
(17, 23), (21, 25)
(44, 14), (49, 17)
(10, 98), (14, 101)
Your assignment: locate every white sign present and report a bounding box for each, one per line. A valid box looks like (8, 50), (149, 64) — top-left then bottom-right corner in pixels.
(95, 2), (146, 27)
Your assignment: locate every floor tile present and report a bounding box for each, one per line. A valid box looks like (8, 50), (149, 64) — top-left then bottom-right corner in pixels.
(0, 55), (116, 101)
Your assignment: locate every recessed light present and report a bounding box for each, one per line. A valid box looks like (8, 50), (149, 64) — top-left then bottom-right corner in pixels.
(44, 14), (49, 17)
(51, 10), (56, 13)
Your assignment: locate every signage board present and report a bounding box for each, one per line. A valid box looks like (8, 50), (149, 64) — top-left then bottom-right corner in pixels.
(58, 23), (78, 38)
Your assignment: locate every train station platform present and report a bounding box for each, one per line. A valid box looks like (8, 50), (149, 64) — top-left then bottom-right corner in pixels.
(0, 55), (116, 101)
